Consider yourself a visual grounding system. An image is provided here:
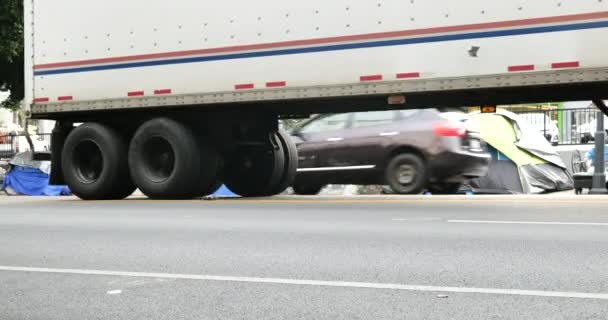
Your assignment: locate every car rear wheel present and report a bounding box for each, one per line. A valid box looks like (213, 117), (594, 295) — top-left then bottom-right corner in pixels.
(62, 123), (135, 200)
(292, 182), (325, 195)
(385, 153), (427, 194)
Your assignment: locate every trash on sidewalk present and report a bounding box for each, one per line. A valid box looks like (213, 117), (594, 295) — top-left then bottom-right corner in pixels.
(573, 145), (608, 194)
(1, 151), (71, 196)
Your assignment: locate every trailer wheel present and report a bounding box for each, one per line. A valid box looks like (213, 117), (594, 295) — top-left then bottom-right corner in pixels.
(129, 118), (214, 199)
(265, 130), (298, 196)
(224, 132), (285, 197)
(62, 123), (135, 200)
(195, 140), (222, 197)
(201, 180), (223, 197)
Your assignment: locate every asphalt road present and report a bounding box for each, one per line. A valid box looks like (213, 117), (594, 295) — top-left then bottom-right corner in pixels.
(1, 195), (608, 319)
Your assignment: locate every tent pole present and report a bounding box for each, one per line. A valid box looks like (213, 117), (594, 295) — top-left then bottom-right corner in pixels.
(590, 100), (607, 194)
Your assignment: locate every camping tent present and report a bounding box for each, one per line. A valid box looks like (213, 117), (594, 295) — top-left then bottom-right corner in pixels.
(464, 110), (573, 194)
(1, 151), (70, 196)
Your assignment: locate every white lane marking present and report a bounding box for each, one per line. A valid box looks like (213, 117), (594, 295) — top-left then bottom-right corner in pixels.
(1, 266), (607, 300)
(106, 289), (122, 295)
(392, 217), (442, 222)
(448, 220), (608, 226)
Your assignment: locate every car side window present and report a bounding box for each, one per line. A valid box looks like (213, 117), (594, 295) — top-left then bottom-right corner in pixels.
(352, 111), (396, 128)
(301, 114), (349, 134)
(398, 110), (419, 119)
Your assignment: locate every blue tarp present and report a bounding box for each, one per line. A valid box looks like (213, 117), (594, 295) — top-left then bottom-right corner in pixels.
(585, 145), (608, 161)
(211, 185), (238, 197)
(1, 166), (71, 196)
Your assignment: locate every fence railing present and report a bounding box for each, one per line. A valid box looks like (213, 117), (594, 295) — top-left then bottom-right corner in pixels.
(0, 133), (51, 159)
(512, 108), (603, 145)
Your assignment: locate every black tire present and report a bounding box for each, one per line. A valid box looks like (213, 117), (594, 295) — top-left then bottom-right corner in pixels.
(428, 182), (462, 194)
(61, 123), (135, 200)
(266, 130), (298, 196)
(224, 132), (285, 197)
(129, 118), (213, 199)
(292, 182), (324, 195)
(385, 153), (427, 194)
(194, 140), (222, 197)
(200, 179), (223, 197)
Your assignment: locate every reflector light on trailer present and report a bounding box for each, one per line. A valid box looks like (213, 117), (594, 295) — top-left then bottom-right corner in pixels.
(508, 65), (535, 72)
(266, 81), (286, 88)
(481, 105), (497, 113)
(552, 61), (580, 69)
(154, 89), (172, 95)
(432, 122), (466, 137)
(360, 75), (383, 82)
(396, 72), (421, 79)
(387, 95), (406, 105)
(235, 84), (255, 90)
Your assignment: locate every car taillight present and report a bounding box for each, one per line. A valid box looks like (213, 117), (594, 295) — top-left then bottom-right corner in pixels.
(432, 122), (466, 137)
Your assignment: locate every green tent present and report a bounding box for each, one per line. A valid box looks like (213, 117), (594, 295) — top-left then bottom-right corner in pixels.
(466, 110), (573, 194)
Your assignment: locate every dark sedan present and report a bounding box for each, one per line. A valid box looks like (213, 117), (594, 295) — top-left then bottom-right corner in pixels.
(290, 109), (490, 194)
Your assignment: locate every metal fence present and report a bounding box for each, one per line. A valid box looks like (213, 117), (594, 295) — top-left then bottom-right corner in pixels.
(512, 108), (603, 145)
(0, 133), (51, 160)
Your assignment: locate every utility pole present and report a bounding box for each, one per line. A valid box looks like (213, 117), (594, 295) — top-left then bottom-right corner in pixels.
(590, 100), (608, 194)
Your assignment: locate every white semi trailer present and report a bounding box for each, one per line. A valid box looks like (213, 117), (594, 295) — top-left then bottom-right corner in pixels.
(24, 0), (608, 199)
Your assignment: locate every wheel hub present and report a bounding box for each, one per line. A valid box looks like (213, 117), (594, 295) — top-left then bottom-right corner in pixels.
(397, 164), (415, 184)
(142, 136), (176, 182)
(73, 140), (103, 184)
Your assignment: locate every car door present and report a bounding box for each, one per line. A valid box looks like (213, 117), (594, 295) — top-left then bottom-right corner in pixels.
(293, 113), (351, 169)
(333, 110), (401, 168)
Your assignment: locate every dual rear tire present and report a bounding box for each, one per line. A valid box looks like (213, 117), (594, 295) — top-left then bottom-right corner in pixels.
(128, 118), (221, 199)
(61, 119), (295, 200)
(61, 123), (135, 200)
(223, 129), (297, 197)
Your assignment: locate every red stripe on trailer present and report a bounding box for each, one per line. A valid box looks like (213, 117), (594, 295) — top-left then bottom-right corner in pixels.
(235, 83), (255, 90)
(57, 96), (73, 101)
(128, 91), (145, 97)
(266, 81), (286, 88)
(154, 89), (172, 95)
(508, 65), (535, 72)
(33, 98), (49, 103)
(396, 72), (421, 79)
(360, 75), (383, 82)
(551, 61), (580, 69)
